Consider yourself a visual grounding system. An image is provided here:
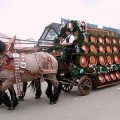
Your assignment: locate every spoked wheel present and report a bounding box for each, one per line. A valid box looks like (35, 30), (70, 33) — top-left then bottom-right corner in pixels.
(78, 76), (92, 96)
(62, 84), (73, 93)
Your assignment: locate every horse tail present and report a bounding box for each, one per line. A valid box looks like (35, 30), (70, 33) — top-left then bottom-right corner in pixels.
(30, 81), (36, 92)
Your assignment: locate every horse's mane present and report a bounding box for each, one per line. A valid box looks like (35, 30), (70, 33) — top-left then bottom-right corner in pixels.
(0, 40), (6, 53)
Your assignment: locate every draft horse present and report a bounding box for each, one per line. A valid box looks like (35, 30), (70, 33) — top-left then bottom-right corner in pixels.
(0, 40), (62, 110)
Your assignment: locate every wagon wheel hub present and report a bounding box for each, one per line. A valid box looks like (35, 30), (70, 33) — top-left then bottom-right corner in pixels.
(82, 83), (90, 89)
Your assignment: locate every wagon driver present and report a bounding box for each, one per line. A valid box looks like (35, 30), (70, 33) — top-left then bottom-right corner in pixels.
(60, 28), (75, 53)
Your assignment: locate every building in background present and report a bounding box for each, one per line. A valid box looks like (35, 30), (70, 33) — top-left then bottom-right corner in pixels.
(38, 23), (61, 46)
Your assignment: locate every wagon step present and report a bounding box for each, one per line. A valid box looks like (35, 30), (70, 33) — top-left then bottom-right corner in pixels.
(96, 81), (120, 89)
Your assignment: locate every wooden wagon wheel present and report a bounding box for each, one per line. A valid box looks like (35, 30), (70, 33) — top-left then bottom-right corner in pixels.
(78, 76), (92, 96)
(62, 84), (73, 93)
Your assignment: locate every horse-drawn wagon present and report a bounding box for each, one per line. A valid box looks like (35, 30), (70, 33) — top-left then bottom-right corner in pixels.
(47, 20), (120, 96)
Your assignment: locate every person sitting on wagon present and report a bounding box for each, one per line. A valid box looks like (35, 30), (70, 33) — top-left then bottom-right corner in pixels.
(60, 28), (75, 65)
(60, 28), (75, 53)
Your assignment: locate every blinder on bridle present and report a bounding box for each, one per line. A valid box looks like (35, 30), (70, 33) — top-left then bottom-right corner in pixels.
(0, 40), (6, 53)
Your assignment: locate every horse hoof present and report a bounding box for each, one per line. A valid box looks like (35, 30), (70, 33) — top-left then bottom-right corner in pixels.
(50, 101), (56, 105)
(0, 102), (2, 105)
(8, 107), (14, 110)
(18, 97), (24, 101)
(35, 96), (40, 99)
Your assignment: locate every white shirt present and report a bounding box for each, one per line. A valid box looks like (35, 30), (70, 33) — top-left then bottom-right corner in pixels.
(63, 34), (75, 44)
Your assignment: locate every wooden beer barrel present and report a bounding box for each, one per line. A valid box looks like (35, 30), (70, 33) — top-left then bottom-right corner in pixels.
(98, 36), (104, 44)
(98, 53), (106, 66)
(105, 43), (112, 53)
(97, 43), (105, 54)
(80, 54), (88, 68)
(112, 44), (119, 53)
(105, 74), (111, 82)
(112, 38), (118, 44)
(113, 53), (120, 64)
(89, 43), (98, 54)
(97, 74), (105, 84)
(89, 54), (98, 66)
(110, 72), (117, 81)
(115, 71), (120, 80)
(118, 38), (120, 44)
(90, 35), (97, 44)
(105, 37), (111, 44)
(106, 53), (113, 64)
(84, 35), (89, 43)
(81, 42), (89, 54)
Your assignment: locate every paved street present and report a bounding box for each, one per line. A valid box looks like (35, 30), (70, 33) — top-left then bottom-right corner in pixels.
(0, 82), (120, 120)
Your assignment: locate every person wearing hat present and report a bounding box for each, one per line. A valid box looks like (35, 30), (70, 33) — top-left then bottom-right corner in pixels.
(60, 28), (75, 52)
(60, 28), (76, 65)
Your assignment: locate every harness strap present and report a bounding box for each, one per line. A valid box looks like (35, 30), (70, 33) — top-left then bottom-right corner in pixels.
(14, 53), (23, 96)
(3, 65), (41, 78)
(35, 52), (57, 74)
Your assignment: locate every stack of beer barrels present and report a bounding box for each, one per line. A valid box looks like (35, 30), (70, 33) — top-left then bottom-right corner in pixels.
(79, 34), (120, 85)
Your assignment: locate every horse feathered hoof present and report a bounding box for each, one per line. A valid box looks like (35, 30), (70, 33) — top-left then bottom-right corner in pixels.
(18, 96), (24, 101)
(35, 96), (40, 99)
(50, 101), (56, 105)
(8, 107), (14, 110)
(0, 102), (2, 105)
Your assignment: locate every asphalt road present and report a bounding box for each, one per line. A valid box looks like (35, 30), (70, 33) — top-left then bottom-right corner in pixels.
(0, 82), (120, 120)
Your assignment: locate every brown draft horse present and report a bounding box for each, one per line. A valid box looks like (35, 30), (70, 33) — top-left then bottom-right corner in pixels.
(0, 37), (62, 110)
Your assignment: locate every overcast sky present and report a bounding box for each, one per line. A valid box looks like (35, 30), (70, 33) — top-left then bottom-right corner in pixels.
(0, 0), (120, 40)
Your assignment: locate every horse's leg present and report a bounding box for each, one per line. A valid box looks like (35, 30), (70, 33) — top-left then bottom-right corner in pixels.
(8, 86), (19, 110)
(0, 79), (19, 110)
(35, 80), (42, 99)
(2, 91), (12, 109)
(0, 88), (12, 109)
(0, 91), (3, 105)
(45, 79), (53, 99)
(45, 74), (62, 104)
(0, 81), (3, 105)
(18, 82), (28, 101)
